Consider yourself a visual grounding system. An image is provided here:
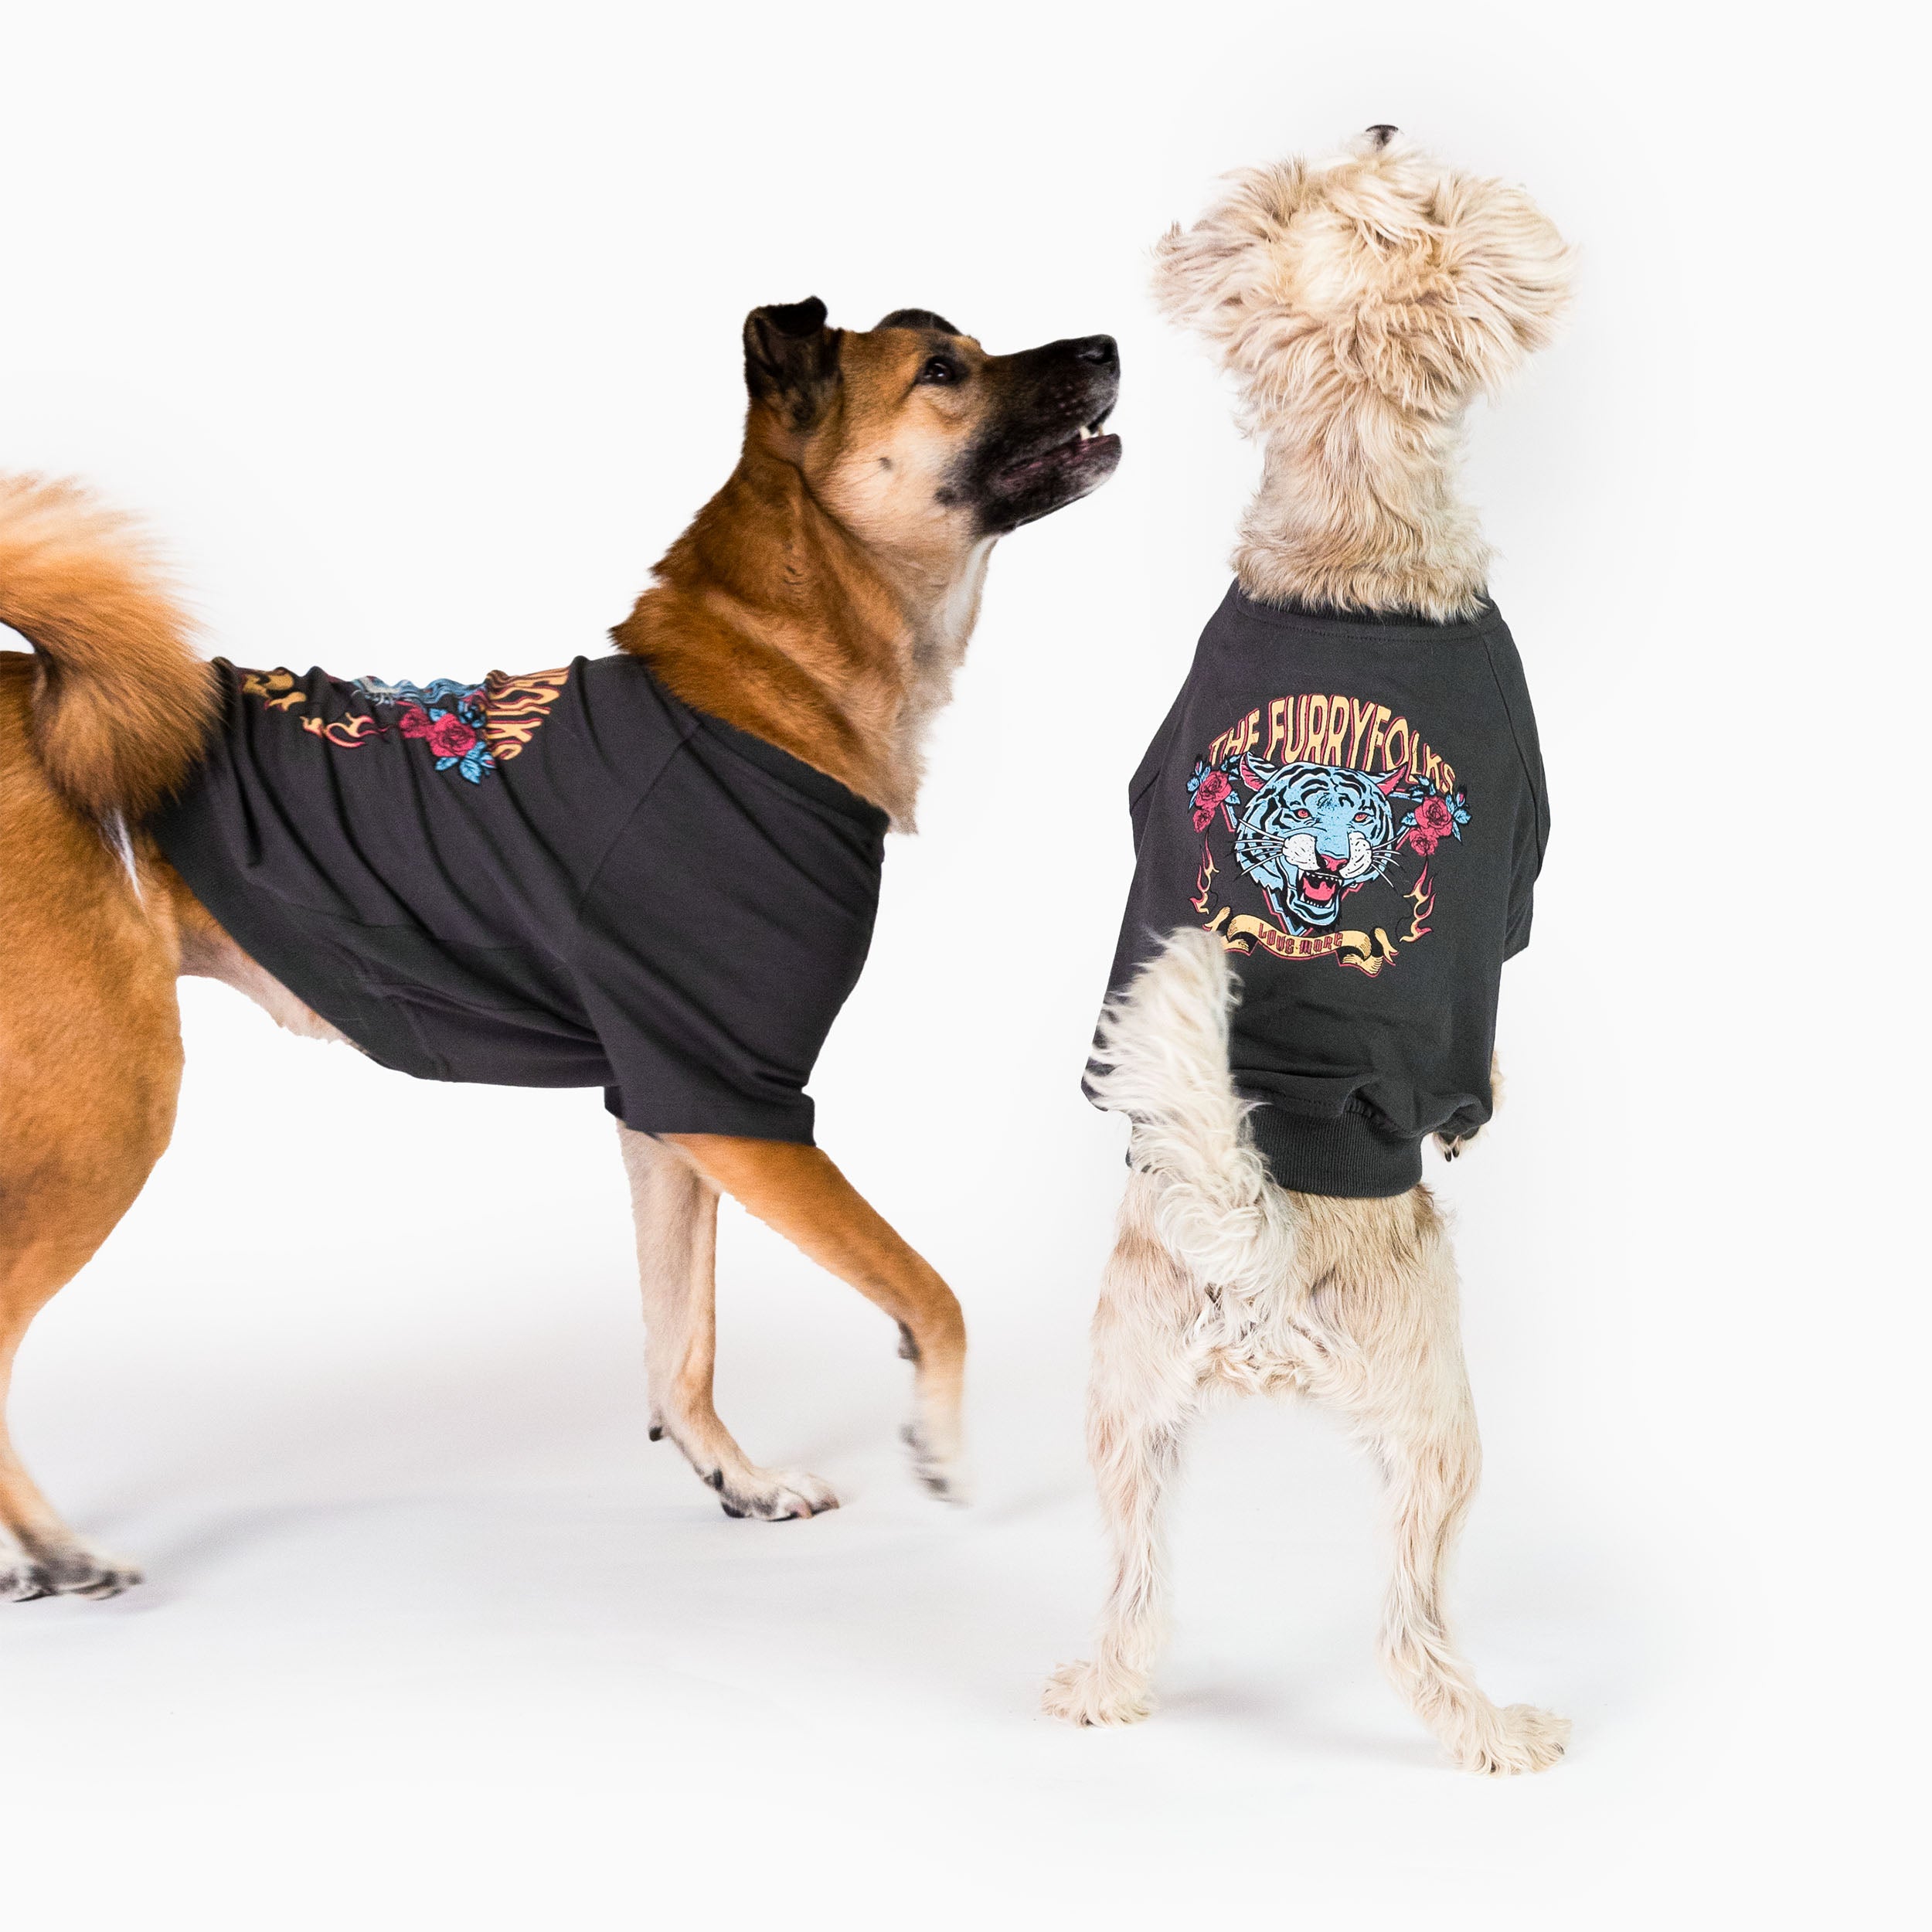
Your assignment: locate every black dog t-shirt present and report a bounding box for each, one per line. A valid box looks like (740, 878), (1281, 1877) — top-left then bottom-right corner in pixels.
(1096, 583), (1551, 1198)
(151, 653), (888, 1143)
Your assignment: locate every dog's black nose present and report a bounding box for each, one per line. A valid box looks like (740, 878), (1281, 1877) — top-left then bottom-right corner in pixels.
(1366, 124), (1399, 148)
(1073, 335), (1118, 369)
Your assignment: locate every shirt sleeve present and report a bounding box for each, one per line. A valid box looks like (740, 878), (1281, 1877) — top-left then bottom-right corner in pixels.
(1487, 632), (1549, 960)
(570, 742), (884, 1143)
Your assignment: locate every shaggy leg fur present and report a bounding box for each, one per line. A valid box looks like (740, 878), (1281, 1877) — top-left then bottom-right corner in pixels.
(617, 1127), (838, 1520)
(1043, 1172), (1207, 1725)
(1049, 930), (1565, 1772)
(1290, 1194), (1568, 1774)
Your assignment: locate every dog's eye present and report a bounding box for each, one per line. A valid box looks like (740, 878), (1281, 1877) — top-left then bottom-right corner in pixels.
(916, 355), (961, 386)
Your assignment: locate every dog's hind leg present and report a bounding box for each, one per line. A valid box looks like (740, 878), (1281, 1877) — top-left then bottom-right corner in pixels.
(617, 1126), (838, 1520)
(1043, 1172), (1209, 1725)
(665, 1134), (970, 1504)
(0, 1162), (165, 1601)
(1298, 1192), (1568, 1774)
(0, 837), (182, 1600)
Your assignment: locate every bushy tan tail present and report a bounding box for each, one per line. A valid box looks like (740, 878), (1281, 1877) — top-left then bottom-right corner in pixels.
(0, 474), (215, 818)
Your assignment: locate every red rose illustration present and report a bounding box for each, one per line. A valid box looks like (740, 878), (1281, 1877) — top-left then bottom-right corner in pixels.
(1406, 794), (1454, 855)
(426, 713), (479, 757)
(1192, 767), (1233, 832)
(396, 702), (432, 739)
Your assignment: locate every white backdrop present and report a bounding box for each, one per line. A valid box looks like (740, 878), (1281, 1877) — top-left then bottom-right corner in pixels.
(2, 4), (1918, 1926)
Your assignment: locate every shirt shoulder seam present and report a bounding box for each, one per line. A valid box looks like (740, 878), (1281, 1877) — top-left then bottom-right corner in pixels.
(564, 727), (693, 961)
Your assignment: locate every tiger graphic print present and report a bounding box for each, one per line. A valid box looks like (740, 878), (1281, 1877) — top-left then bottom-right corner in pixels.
(1232, 760), (1402, 930)
(1185, 693), (1471, 974)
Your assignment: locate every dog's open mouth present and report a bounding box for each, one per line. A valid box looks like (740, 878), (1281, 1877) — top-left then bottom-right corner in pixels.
(993, 410), (1121, 487)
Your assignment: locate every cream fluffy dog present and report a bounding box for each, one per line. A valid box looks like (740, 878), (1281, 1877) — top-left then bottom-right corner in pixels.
(1043, 129), (1573, 1774)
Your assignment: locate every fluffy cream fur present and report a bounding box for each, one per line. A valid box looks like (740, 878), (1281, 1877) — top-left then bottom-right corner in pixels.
(1046, 132), (1573, 1773)
(1045, 937), (1567, 1773)
(1084, 929), (1298, 1299)
(1151, 130), (1573, 619)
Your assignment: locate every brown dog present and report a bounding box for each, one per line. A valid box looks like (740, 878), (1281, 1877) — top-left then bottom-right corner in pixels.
(0, 299), (1120, 1599)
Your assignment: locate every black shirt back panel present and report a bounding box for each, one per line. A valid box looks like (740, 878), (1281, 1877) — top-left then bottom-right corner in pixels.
(1100, 586), (1549, 1197)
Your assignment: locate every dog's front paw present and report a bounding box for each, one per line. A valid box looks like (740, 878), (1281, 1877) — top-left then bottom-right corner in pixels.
(1042, 1658), (1151, 1727)
(41, 1544), (143, 1600)
(1, 1539), (141, 1603)
(2, 1552), (52, 1602)
(709, 1464), (839, 1521)
(1454, 1702), (1570, 1776)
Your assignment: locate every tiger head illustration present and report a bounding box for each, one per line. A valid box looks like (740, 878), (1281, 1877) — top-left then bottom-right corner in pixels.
(1231, 757), (1403, 931)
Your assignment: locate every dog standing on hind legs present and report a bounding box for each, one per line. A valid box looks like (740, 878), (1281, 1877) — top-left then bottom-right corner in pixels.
(1043, 130), (1574, 1774)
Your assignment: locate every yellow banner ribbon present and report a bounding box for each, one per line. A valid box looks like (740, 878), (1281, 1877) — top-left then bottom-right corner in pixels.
(1202, 906), (1400, 976)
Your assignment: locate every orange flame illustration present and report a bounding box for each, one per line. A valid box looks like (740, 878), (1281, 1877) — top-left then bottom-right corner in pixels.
(481, 667), (570, 760)
(1190, 841), (1217, 913)
(301, 713), (386, 748)
(240, 668), (307, 711)
(1404, 863), (1434, 943)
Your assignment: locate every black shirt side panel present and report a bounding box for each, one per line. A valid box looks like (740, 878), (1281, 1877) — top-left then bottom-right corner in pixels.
(148, 652), (887, 1141)
(152, 656), (665, 1085)
(151, 666), (476, 1079)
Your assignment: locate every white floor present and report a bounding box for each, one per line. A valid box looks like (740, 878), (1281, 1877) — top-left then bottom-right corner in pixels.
(3, 993), (1898, 1930)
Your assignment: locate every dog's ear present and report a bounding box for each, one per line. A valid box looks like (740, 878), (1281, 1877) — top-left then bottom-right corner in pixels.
(1150, 163), (1309, 351)
(874, 308), (961, 335)
(1340, 177), (1574, 411)
(1434, 175), (1574, 380)
(1154, 151), (1573, 420)
(743, 298), (843, 430)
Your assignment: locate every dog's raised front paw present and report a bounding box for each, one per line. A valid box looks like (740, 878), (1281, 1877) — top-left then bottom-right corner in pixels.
(1454, 1702), (1570, 1776)
(1042, 1658), (1151, 1727)
(44, 1545), (144, 1599)
(900, 1423), (971, 1505)
(709, 1464), (838, 1521)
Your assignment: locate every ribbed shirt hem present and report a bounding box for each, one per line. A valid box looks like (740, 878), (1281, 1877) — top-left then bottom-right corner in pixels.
(1244, 1100), (1423, 1199)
